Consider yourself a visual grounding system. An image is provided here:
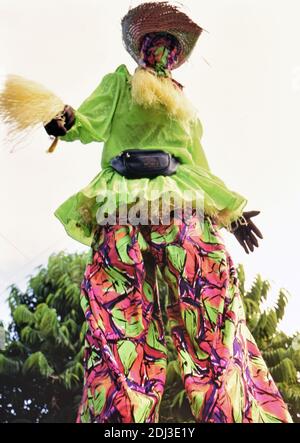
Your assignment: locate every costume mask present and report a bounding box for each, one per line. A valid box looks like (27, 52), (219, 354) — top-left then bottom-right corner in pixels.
(139, 32), (180, 77)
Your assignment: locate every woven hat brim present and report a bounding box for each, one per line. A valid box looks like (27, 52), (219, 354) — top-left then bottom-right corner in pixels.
(121, 1), (203, 69)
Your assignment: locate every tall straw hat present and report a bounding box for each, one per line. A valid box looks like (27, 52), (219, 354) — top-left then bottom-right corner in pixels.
(121, 1), (203, 69)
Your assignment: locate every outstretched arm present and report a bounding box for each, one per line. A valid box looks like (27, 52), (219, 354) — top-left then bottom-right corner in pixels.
(44, 71), (120, 144)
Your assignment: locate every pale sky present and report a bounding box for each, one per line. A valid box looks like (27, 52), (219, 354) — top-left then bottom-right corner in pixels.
(0, 0), (299, 335)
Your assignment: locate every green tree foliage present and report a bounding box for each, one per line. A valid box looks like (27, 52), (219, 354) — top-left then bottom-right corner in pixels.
(0, 252), (87, 422)
(0, 254), (299, 423)
(237, 265), (300, 422)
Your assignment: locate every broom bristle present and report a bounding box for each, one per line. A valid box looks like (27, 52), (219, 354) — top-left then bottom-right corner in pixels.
(0, 74), (64, 153)
(0, 74), (64, 131)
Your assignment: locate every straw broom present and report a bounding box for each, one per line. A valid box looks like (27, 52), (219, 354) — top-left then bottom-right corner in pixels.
(0, 74), (65, 153)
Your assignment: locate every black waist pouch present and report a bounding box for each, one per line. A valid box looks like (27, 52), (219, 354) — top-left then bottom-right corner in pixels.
(110, 149), (180, 179)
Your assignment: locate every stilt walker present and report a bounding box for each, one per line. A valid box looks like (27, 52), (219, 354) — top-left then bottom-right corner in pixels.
(0, 1), (292, 424)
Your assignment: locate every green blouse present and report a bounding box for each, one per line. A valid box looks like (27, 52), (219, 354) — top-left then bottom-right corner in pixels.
(56, 64), (247, 246)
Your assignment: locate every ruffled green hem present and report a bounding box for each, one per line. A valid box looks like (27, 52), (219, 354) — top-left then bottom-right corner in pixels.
(54, 165), (247, 247)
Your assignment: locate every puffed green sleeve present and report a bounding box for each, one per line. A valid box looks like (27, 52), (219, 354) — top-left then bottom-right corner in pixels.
(60, 71), (120, 144)
(188, 117), (248, 229)
(190, 118), (211, 171)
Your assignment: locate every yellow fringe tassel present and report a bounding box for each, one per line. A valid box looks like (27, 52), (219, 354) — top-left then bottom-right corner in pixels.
(130, 67), (197, 128)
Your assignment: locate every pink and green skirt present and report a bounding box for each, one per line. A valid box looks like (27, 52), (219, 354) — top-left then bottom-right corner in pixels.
(77, 212), (292, 423)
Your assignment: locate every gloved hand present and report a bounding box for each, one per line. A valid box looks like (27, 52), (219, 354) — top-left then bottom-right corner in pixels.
(44, 105), (75, 137)
(230, 211), (263, 254)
